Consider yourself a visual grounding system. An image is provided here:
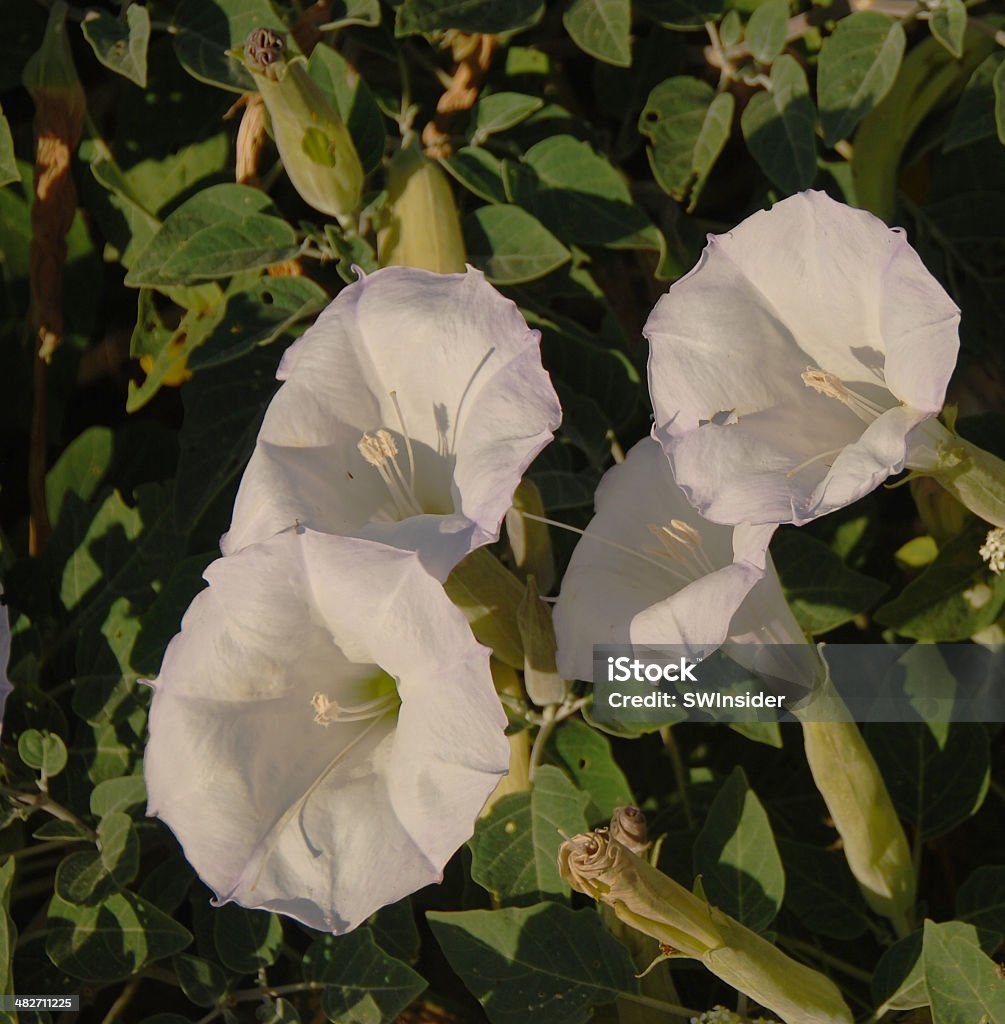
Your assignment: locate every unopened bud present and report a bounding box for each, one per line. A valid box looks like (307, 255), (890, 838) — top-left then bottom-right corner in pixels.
(609, 806), (649, 856)
(241, 29), (364, 221)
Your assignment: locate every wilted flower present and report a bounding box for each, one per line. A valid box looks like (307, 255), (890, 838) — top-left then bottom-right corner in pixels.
(646, 190), (960, 527)
(222, 265), (561, 581)
(145, 528), (509, 934)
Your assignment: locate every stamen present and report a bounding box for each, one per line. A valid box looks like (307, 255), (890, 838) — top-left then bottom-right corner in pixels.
(801, 367), (889, 424)
(645, 520), (716, 579)
(389, 391), (416, 487)
(786, 445), (845, 478)
(356, 429), (423, 518)
(311, 690), (399, 727)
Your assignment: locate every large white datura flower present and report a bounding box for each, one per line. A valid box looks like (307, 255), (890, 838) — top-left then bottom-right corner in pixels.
(646, 190), (960, 526)
(221, 265), (561, 580)
(144, 529), (510, 934)
(552, 438), (806, 684)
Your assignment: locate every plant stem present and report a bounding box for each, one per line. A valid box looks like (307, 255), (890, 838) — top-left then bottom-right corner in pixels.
(778, 935), (874, 984)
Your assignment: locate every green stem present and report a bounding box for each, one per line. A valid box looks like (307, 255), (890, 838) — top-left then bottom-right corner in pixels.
(778, 935), (873, 984)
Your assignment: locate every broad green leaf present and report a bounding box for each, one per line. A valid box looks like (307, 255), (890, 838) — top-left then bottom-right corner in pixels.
(635, 0), (727, 30)
(817, 12), (906, 146)
(945, 53), (1005, 152)
(469, 765), (589, 904)
(320, 0), (381, 30)
(996, 58), (1005, 145)
(97, 813), (140, 887)
(0, 858), (16, 998)
(442, 147), (508, 203)
(173, 0), (288, 92)
(640, 77), (722, 202)
(189, 277), (327, 370)
(928, 0), (967, 58)
(54, 815), (139, 905)
(368, 899), (420, 965)
(777, 839), (871, 941)
(865, 722), (989, 841)
(45, 426), (114, 528)
(81, 4), (150, 87)
(546, 718), (633, 821)
(875, 521), (1005, 639)
(472, 93), (545, 143)
(125, 185), (300, 288)
(745, 0), (789, 64)
(463, 204), (570, 284)
(90, 775), (147, 817)
(428, 903), (639, 1024)
(507, 135), (658, 248)
(873, 931), (927, 1013)
(18, 728), (68, 776)
(922, 920), (1005, 1022)
(692, 766), (784, 932)
(772, 529), (887, 634)
(173, 346), (281, 531)
(257, 999), (302, 1024)
(308, 43), (385, 175)
(741, 55), (817, 194)
(213, 904), (284, 974)
(957, 866), (1005, 936)
(563, 0), (631, 67)
(0, 107), (16, 187)
(690, 91), (734, 209)
(174, 954), (229, 1007)
(47, 890), (192, 982)
(138, 856), (196, 915)
(302, 928), (426, 1024)
(395, 0), (544, 35)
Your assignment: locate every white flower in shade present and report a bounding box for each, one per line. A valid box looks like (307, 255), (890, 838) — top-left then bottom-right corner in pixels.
(144, 529), (509, 934)
(221, 265), (561, 581)
(552, 438), (809, 684)
(646, 190), (960, 527)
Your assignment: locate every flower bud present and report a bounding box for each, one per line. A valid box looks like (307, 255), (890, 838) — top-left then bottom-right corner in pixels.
(241, 28), (364, 221)
(910, 476), (968, 543)
(517, 576), (567, 708)
(558, 832), (854, 1024)
(377, 143), (466, 273)
(609, 806), (649, 856)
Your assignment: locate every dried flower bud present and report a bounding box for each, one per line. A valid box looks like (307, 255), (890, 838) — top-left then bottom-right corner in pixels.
(558, 831), (853, 1024)
(609, 806), (649, 856)
(240, 29), (364, 221)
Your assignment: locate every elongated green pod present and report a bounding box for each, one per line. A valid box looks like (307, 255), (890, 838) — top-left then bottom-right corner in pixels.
(242, 28), (363, 221)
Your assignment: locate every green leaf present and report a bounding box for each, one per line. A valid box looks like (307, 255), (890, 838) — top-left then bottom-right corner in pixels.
(507, 135), (657, 248)
(865, 722), (989, 841)
(745, 0), (789, 64)
(257, 999), (302, 1024)
(873, 931), (927, 1013)
(545, 718), (633, 821)
(54, 815), (139, 906)
(692, 766), (785, 932)
(945, 53), (1005, 152)
(18, 728), (68, 776)
(957, 866), (1005, 936)
(640, 77), (724, 202)
(125, 185), (300, 288)
(174, 953), (229, 1007)
(875, 521), (1005, 639)
(173, 0), (288, 93)
(922, 919), (1005, 1022)
(138, 856), (196, 915)
(428, 903), (639, 1024)
(307, 43), (385, 175)
(928, 0), (967, 59)
(213, 904), (284, 974)
(173, 346), (281, 531)
(635, 0), (727, 30)
(90, 775), (147, 817)
(563, 0), (631, 67)
(0, 858), (16, 998)
(189, 277), (327, 371)
(741, 55), (817, 194)
(777, 839), (871, 941)
(817, 12), (906, 146)
(45, 426), (114, 528)
(442, 147), (508, 203)
(772, 529), (887, 634)
(469, 765), (590, 904)
(47, 890), (192, 982)
(319, 0), (381, 30)
(0, 106), (17, 187)
(81, 4), (150, 87)
(995, 58), (1005, 145)
(472, 93), (545, 144)
(302, 928), (426, 1024)
(463, 204), (570, 284)
(395, 0), (544, 35)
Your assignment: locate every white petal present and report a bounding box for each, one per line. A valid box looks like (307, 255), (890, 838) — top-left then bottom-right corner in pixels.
(223, 266), (561, 579)
(552, 439), (771, 680)
(145, 529), (508, 933)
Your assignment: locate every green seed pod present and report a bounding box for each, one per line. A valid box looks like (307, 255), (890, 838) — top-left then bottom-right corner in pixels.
(378, 143), (466, 273)
(242, 28), (364, 221)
